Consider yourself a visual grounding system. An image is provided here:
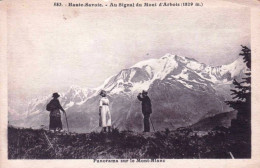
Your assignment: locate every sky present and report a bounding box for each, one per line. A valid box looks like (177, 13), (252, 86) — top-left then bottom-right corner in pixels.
(7, 3), (250, 110)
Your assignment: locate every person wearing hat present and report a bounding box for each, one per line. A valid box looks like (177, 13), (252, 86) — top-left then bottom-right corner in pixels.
(99, 90), (112, 132)
(46, 92), (65, 132)
(137, 90), (152, 132)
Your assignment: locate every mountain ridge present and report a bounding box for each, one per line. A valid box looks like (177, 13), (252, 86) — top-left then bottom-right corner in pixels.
(9, 54), (247, 132)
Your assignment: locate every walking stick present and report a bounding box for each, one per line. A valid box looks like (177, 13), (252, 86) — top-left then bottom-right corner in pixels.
(150, 118), (156, 132)
(64, 112), (70, 132)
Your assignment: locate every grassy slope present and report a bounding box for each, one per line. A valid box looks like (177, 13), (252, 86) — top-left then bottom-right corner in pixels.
(8, 126), (250, 159)
(191, 111), (237, 131)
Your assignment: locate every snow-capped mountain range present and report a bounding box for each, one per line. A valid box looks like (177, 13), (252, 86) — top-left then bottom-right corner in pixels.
(9, 54), (247, 132)
(102, 54), (245, 94)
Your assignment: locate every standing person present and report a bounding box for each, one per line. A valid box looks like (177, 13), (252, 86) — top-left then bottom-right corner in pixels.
(46, 93), (65, 132)
(99, 90), (112, 132)
(137, 90), (152, 132)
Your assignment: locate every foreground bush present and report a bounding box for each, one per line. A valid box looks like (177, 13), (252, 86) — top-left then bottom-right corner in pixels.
(8, 126), (250, 159)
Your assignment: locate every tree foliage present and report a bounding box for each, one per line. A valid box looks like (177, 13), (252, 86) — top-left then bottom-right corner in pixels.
(226, 45), (251, 128)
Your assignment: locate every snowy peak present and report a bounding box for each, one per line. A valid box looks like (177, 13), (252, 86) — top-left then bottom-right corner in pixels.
(24, 86), (96, 117)
(61, 86), (96, 108)
(132, 54), (179, 80)
(65, 85), (93, 102)
(101, 54), (246, 95)
(216, 57), (246, 78)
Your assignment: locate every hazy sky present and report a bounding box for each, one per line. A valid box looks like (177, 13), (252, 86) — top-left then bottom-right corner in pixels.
(7, 3), (250, 109)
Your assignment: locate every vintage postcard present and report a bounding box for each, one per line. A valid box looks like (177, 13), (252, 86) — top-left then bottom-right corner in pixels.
(0, 0), (260, 167)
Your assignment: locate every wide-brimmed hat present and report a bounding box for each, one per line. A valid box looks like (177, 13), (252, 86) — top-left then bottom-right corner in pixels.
(100, 90), (107, 96)
(52, 92), (60, 98)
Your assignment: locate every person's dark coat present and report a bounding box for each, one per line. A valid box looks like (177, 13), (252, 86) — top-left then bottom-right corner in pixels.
(137, 94), (152, 115)
(47, 98), (65, 130)
(48, 99), (65, 112)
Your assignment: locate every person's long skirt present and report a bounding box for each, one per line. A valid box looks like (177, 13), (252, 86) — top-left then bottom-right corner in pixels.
(100, 106), (111, 127)
(49, 110), (62, 130)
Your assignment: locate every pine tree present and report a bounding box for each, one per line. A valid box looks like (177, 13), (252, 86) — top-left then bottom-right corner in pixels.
(226, 45), (251, 131)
